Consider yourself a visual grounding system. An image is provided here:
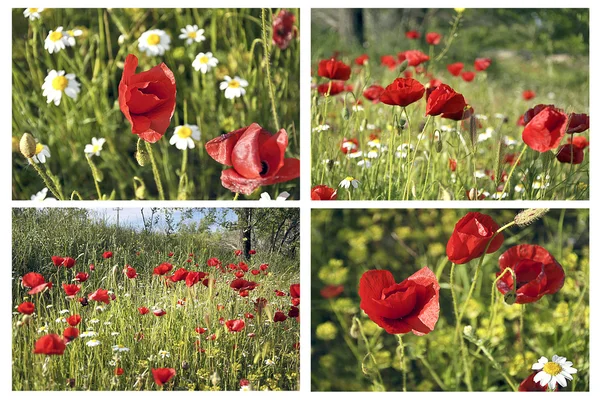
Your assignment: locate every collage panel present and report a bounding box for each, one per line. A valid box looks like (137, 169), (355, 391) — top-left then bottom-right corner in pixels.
(12, 207), (300, 390)
(12, 8), (300, 201)
(310, 8), (589, 200)
(312, 208), (589, 391)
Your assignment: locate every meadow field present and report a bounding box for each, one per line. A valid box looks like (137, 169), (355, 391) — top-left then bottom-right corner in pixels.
(311, 9), (589, 200)
(311, 208), (589, 391)
(12, 208), (300, 390)
(12, 8), (300, 200)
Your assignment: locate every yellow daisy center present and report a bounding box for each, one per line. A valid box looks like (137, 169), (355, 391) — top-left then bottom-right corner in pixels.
(188, 31), (197, 39)
(177, 126), (193, 138)
(49, 31), (63, 42)
(345, 176), (355, 182)
(35, 143), (44, 155)
(543, 362), (562, 376)
(52, 75), (68, 91)
(29, 8), (38, 12)
(92, 144), (101, 153)
(228, 80), (240, 89)
(199, 55), (209, 64)
(146, 33), (160, 45)
(68, 30), (75, 36)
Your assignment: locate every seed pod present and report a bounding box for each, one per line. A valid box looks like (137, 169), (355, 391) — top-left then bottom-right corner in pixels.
(20, 132), (37, 158)
(181, 361), (190, 370)
(398, 59), (409, 73)
(504, 291), (517, 305)
(341, 105), (350, 120)
(135, 150), (150, 166)
(514, 208), (550, 227)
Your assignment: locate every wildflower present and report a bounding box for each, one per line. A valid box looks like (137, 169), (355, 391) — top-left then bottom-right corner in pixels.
(426, 32), (442, 45)
(23, 8), (44, 20)
(474, 57), (492, 71)
(446, 212), (504, 264)
(84, 137), (106, 157)
(379, 78), (425, 107)
(363, 85), (385, 103)
(63, 327), (79, 342)
(34, 334), (66, 355)
(318, 59), (351, 81)
(44, 27), (67, 54)
(17, 302), (35, 315)
(66, 315), (81, 326)
(522, 106), (568, 152)
(339, 177), (359, 189)
(169, 125), (200, 150)
(219, 76), (248, 99)
(265, 359), (276, 366)
(523, 90), (536, 100)
(152, 368), (176, 386)
(447, 62), (464, 76)
(37, 325), (49, 333)
(556, 144), (584, 164)
(532, 355), (577, 390)
(112, 344), (130, 352)
(86, 339), (101, 347)
(30, 187), (56, 201)
(461, 71), (476, 82)
(64, 29), (83, 47)
(426, 84), (466, 116)
(178, 25), (205, 45)
(22, 272), (52, 294)
(259, 192), (290, 201)
(225, 319), (245, 332)
(311, 185), (337, 200)
(312, 124), (330, 133)
(272, 9), (296, 50)
(138, 29), (170, 56)
(42, 70), (80, 106)
(357, 159), (371, 168)
(80, 330), (97, 338)
(566, 113), (589, 133)
(192, 52), (218, 73)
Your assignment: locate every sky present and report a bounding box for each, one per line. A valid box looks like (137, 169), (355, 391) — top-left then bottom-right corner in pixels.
(90, 208), (237, 231)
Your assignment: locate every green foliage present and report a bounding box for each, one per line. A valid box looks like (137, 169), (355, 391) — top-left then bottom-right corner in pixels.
(311, 209), (589, 391)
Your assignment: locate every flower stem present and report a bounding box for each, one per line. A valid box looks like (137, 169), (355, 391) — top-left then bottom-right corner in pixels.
(85, 155), (103, 200)
(261, 8), (279, 131)
(498, 144), (527, 200)
(404, 115), (432, 200)
(396, 334), (407, 392)
(144, 141), (165, 200)
(29, 161), (63, 200)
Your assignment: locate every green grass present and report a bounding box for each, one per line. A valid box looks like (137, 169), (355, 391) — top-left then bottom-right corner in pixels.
(311, 209), (589, 391)
(12, 8), (300, 200)
(12, 208), (300, 391)
(311, 9), (589, 200)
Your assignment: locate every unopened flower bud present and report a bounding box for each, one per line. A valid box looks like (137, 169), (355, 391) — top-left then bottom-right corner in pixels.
(20, 133), (37, 158)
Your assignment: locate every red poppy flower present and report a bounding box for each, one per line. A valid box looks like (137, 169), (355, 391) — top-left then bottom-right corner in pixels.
(425, 32), (442, 45)
(125, 265), (137, 279)
(138, 307), (149, 315)
(63, 327), (79, 342)
(151, 368), (176, 386)
(448, 158), (457, 171)
(115, 367), (124, 376)
(288, 306), (300, 318)
(185, 271), (203, 287)
(153, 262), (173, 275)
(273, 311), (287, 322)
(289, 284), (300, 299)
(230, 279), (259, 292)
(522, 90), (536, 100)
(272, 9), (296, 50)
(34, 334), (66, 355)
(317, 81), (345, 96)
(207, 257), (220, 267)
(169, 268), (188, 282)
(359, 267), (440, 335)
(446, 62), (464, 76)
(89, 264), (95, 271)
(259, 263), (269, 271)
(22, 272), (52, 295)
(88, 288), (110, 304)
(239, 262), (249, 272)
(518, 372), (559, 391)
(523, 104), (551, 124)
(234, 271), (245, 278)
(202, 278), (215, 288)
(62, 283), (81, 297)
(240, 378), (250, 387)
(245, 312), (254, 319)
(53, 256), (75, 268)
(153, 308), (167, 317)
(503, 153), (521, 166)
(522, 106), (568, 152)
(318, 58), (351, 81)
(225, 319), (246, 332)
(355, 54), (369, 65)
(341, 138), (359, 155)
(103, 251), (113, 259)
(363, 85), (385, 103)
(461, 71), (475, 82)
(291, 298), (300, 306)
(446, 212), (504, 264)
(567, 113), (589, 133)
(398, 50), (429, 67)
(311, 185), (338, 200)
(17, 301), (35, 315)
(496, 244), (565, 304)
(74, 272), (89, 282)
(517, 115), (526, 126)
(405, 30), (420, 39)
(379, 78), (425, 107)
(556, 144), (584, 164)
(474, 57), (492, 71)
(52, 256), (64, 267)
(380, 55), (397, 70)
(118, 54), (176, 143)
(568, 136), (589, 150)
(66, 314), (81, 326)
(320, 284), (344, 299)
(195, 327), (207, 334)
(275, 289), (287, 296)
(205, 123), (300, 195)
(426, 84), (466, 116)
(78, 297), (88, 306)
(249, 249), (256, 255)
(250, 269), (260, 275)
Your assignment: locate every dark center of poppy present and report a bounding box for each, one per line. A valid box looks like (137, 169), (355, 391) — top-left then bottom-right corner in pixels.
(513, 259), (544, 289)
(260, 161), (269, 176)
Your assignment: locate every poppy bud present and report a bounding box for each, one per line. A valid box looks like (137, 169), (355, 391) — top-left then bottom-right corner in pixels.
(134, 181), (146, 200)
(397, 59), (408, 73)
(435, 132), (443, 153)
(66, 378), (76, 388)
(469, 116), (478, 147)
(504, 291), (517, 305)
(22, 315), (32, 325)
(181, 361), (190, 370)
(514, 208), (550, 227)
(20, 132), (37, 158)
(135, 149), (150, 166)
(341, 105), (350, 120)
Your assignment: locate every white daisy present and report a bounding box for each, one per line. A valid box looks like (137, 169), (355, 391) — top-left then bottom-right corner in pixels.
(357, 159), (372, 168)
(44, 27), (68, 54)
(112, 344), (130, 352)
(477, 127), (494, 142)
(137, 29), (171, 57)
(312, 124), (330, 133)
(80, 330), (97, 338)
(259, 192), (290, 201)
(111, 332), (120, 336)
(265, 359), (275, 366)
(192, 52), (218, 74)
(179, 25), (205, 45)
(37, 325), (49, 333)
(532, 355), (577, 390)
(367, 139), (381, 148)
(169, 125), (201, 150)
(59, 309), (70, 314)
(64, 28), (83, 47)
(42, 70), (80, 106)
(89, 319), (100, 324)
(220, 76), (248, 99)
(367, 150), (379, 159)
(347, 150), (363, 159)
(339, 176), (360, 189)
(30, 143), (50, 164)
(240, 386), (251, 391)
(503, 136), (518, 146)
(30, 187), (56, 202)
(86, 339), (102, 347)
(84, 137), (106, 157)
(23, 8), (44, 20)
(158, 350), (170, 358)
(514, 183), (525, 193)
